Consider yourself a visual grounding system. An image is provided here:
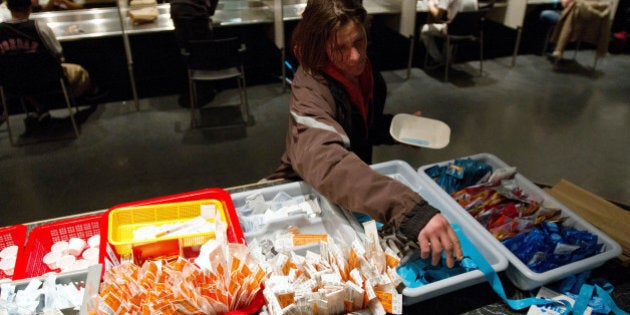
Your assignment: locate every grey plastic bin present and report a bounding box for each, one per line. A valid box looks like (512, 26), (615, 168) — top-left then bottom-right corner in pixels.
(370, 160), (508, 304)
(416, 153), (622, 291)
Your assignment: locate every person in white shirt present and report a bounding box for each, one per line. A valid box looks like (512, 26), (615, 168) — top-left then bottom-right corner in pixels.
(420, 0), (477, 66)
(0, 1), (11, 22)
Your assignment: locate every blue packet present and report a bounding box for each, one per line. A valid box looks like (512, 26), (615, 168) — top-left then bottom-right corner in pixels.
(397, 254), (477, 288)
(427, 158), (492, 194)
(502, 222), (603, 273)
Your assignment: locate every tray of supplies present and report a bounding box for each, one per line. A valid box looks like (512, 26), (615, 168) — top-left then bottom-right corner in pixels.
(101, 188), (245, 269)
(370, 160), (508, 304)
(231, 180), (363, 255)
(4, 264), (101, 315)
(416, 153), (622, 290)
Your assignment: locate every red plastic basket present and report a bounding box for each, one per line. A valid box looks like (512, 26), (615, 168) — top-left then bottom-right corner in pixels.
(0, 224), (27, 280)
(14, 214), (105, 280)
(99, 188), (259, 314)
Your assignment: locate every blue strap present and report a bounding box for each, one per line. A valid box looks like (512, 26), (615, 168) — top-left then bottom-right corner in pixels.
(595, 285), (630, 315)
(572, 283), (594, 315)
(452, 224), (570, 312)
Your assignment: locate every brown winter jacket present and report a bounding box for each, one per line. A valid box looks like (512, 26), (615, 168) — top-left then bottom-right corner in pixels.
(268, 65), (440, 241)
(551, 0), (611, 58)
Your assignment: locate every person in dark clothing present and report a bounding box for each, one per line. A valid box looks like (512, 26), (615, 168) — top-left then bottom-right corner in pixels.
(170, 0), (218, 54)
(0, 0), (100, 135)
(170, 0), (219, 107)
(268, 0), (463, 268)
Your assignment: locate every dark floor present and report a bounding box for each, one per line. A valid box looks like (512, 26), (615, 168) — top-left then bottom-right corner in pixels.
(1, 51), (628, 226)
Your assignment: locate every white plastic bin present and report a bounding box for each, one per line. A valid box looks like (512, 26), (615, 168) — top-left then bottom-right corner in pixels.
(370, 160), (508, 304)
(230, 181), (363, 255)
(416, 153), (622, 291)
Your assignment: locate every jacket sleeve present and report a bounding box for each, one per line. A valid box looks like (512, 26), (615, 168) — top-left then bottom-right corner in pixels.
(286, 68), (439, 240)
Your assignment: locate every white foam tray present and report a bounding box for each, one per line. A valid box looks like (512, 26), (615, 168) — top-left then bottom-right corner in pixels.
(370, 160), (508, 304)
(416, 153), (622, 291)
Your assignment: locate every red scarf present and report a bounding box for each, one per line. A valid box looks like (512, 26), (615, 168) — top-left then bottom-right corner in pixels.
(323, 58), (373, 130)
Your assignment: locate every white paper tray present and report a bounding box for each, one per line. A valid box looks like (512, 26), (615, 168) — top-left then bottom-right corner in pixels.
(416, 153), (622, 291)
(370, 160), (508, 305)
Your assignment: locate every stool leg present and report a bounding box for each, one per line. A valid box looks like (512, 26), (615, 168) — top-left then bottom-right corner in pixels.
(60, 80), (80, 138)
(542, 27), (552, 55)
(511, 27), (522, 67)
(1, 87), (16, 146)
(407, 35), (414, 80)
(189, 73), (197, 128)
(479, 30), (484, 76)
(444, 37), (451, 82)
(238, 66), (252, 126)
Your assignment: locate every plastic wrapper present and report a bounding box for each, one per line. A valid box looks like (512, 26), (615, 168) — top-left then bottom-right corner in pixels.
(397, 254), (477, 288)
(254, 220), (403, 315)
(502, 222), (604, 273)
(425, 158), (492, 194)
(91, 217), (264, 314)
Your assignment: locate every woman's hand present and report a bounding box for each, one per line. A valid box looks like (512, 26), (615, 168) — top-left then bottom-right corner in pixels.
(417, 213), (464, 268)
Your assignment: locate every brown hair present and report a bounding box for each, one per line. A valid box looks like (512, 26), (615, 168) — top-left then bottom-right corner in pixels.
(291, 0), (369, 74)
(7, 0), (32, 12)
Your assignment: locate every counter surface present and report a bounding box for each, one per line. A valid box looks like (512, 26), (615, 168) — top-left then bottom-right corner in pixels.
(32, 0), (432, 41)
(32, 0), (559, 42)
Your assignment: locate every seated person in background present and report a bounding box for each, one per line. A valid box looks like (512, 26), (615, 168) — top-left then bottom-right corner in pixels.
(35, 0), (84, 11)
(539, 0), (575, 54)
(0, 1), (11, 22)
(169, 0), (219, 54)
(0, 0), (99, 132)
(267, 0), (463, 268)
(169, 0), (219, 107)
(420, 0), (476, 67)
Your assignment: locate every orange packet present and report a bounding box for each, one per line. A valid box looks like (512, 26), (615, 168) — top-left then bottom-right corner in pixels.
(276, 291), (295, 309)
(292, 234), (328, 246)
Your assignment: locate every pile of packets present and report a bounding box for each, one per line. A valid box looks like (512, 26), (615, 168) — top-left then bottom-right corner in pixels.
(248, 220), (405, 315)
(426, 158), (603, 273)
(89, 218), (265, 314)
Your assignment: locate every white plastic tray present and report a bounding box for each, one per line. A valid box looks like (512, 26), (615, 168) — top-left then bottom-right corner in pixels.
(370, 160), (508, 305)
(389, 114), (451, 149)
(8, 264), (101, 315)
(416, 153), (622, 291)
(230, 181), (363, 255)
